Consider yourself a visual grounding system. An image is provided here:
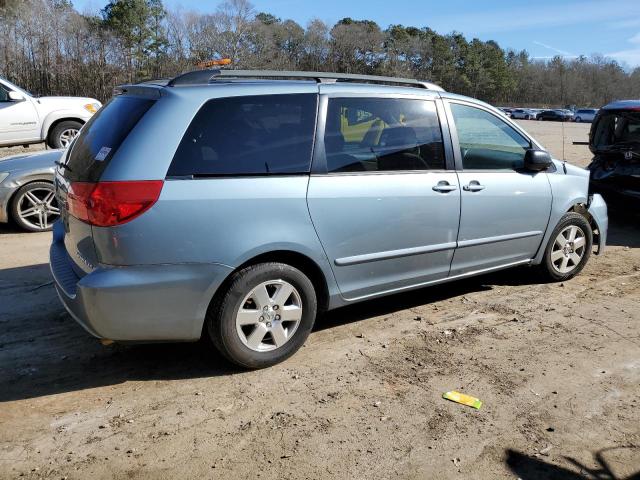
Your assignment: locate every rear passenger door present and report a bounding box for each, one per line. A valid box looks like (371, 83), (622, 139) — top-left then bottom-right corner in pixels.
(307, 91), (461, 301)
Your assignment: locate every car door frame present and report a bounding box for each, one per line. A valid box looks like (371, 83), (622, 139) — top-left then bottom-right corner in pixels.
(311, 90), (457, 173)
(307, 87), (462, 301)
(0, 79), (40, 144)
(441, 95), (554, 275)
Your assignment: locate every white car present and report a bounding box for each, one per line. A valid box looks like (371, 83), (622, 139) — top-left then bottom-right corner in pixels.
(0, 77), (101, 149)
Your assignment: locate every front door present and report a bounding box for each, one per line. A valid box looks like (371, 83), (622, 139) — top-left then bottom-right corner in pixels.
(307, 94), (461, 301)
(0, 84), (39, 144)
(445, 101), (552, 275)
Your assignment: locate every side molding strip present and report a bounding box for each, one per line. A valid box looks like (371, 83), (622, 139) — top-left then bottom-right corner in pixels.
(457, 230), (542, 249)
(335, 241), (457, 266)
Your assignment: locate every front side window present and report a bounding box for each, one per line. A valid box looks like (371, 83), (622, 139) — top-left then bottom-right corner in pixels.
(450, 103), (531, 170)
(0, 85), (9, 102)
(169, 94), (317, 176)
(324, 97), (445, 172)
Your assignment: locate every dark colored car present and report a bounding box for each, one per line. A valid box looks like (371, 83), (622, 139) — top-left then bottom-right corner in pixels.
(588, 100), (640, 202)
(538, 109), (573, 122)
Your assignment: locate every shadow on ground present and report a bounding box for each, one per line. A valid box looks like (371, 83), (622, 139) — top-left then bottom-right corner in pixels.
(506, 446), (640, 480)
(0, 206), (638, 403)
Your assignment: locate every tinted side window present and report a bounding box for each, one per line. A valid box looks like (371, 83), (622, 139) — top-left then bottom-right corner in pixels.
(324, 97), (445, 172)
(0, 85), (8, 102)
(169, 94), (317, 176)
(451, 103), (530, 170)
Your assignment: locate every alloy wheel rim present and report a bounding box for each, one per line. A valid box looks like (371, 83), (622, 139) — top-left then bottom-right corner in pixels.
(551, 225), (586, 274)
(235, 280), (303, 352)
(59, 128), (79, 148)
(17, 186), (60, 231)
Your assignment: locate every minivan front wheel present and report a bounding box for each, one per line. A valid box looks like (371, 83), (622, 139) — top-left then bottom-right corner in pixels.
(207, 262), (317, 368)
(540, 212), (592, 281)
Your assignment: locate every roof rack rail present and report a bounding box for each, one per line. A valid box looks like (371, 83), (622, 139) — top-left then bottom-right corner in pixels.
(167, 69), (444, 91)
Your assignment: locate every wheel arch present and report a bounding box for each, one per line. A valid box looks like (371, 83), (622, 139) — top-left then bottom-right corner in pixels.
(205, 250), (331, 333)
(533, 196), (590, 265)
(566, 202), (602, 253)
(7, 178), (55, 229)
(43, 116), (85, 142)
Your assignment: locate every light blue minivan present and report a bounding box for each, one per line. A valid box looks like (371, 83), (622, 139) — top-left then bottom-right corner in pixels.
(50, 70), (608, 368)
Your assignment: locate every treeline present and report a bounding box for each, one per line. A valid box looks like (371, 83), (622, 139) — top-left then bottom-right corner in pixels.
(1, 0), (639, 106)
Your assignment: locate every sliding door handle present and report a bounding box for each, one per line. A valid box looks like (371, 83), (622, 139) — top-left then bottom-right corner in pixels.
(463, 181), (485, 192)
(432, 181), (458, 193)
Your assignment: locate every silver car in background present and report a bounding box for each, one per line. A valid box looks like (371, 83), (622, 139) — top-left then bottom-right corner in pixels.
(0, 149), (61, 231)
(574, 108), (598, 122)
(50, 70), (608, 369)
(510, 109), (537, 120)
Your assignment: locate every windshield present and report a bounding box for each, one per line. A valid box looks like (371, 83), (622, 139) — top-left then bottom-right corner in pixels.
(592, 111), (640, 150)
(0, 77), (33, 97)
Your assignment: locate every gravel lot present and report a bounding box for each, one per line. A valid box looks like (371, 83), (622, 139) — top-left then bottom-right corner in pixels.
(0, 120), (638, 479)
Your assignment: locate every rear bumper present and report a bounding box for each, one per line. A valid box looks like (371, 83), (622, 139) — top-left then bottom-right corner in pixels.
(50, 231), (233, 341)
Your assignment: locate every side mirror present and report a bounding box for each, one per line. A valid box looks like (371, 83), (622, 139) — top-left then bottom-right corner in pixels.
(8, 91), (25, 102)
(524, 149), (552, 171)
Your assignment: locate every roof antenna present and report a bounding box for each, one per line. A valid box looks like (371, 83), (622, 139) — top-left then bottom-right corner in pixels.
(561, 119), (568, 173)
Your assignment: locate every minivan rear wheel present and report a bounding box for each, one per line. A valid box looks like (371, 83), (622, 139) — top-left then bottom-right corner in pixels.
(539, 212), (592, 282)
(207, 262), (317, 368)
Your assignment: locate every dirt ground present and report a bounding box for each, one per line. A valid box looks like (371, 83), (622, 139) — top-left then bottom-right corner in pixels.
(0, 120), (638, 479)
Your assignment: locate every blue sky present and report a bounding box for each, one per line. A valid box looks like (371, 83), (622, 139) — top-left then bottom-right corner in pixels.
(72, 0), (640, 68)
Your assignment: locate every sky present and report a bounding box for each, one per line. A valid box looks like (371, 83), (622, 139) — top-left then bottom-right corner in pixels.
(71, 0), (640, 68)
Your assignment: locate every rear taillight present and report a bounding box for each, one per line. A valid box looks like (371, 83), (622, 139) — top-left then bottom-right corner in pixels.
(67, 180), (163, 227)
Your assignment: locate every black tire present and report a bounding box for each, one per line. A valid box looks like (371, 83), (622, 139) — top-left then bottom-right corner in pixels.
(207, 262), (317, 369)
(10, 181), (58, 232)
(539, 212), (593, 282)
(575, 117), (582, 123)
(47, 120), (83, 149)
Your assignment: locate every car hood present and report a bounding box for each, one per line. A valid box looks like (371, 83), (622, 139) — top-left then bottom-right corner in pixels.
(552, 159), (590, 179)
(36, 96), (100, 109)
(0, 149), (63, 172)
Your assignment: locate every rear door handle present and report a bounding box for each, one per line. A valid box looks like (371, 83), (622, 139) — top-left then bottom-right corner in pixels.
(463, 181), (485, 192)
(432, 181), (458, 193)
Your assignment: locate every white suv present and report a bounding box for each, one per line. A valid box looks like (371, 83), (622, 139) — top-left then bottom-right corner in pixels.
(0, 77), (101, 149)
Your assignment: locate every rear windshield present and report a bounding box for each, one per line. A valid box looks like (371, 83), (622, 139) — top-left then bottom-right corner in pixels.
(64, 95), (155, 182)
(168, 93), (317, 177)
(592, 111), (640, 150)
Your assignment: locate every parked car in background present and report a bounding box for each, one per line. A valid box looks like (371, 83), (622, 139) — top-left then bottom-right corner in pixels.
(498, 107), (514, 117)
(50, 70), (607, 368)
(0, 149), (60, 231)
(528, 108), (544, 119)
(588, 100), (640, 202)
(510, 109), (537, 120)
(0, 77), (101, 149)
(538, 109), (573, 121)
(574, 108), (598, 123)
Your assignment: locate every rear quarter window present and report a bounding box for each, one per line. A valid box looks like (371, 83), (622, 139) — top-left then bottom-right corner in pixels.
(168, 94), (317, 176)
(64, 96), (155, 182)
